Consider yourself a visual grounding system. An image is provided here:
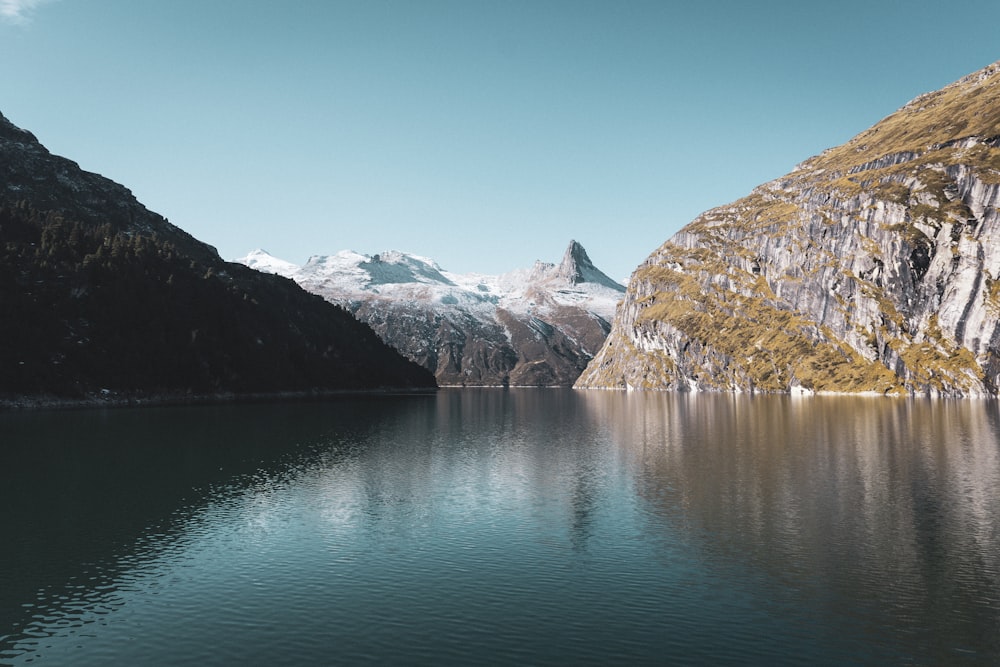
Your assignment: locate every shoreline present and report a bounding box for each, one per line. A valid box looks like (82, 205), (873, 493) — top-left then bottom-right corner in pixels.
(574, 384), (996, 400)
(0, 386), (438, 412)
(8, 382), (994, 411)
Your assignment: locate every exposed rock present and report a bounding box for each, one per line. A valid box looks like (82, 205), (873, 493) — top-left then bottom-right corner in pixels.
(577, 60), (1000, 397)
(238, 242), (625, 386)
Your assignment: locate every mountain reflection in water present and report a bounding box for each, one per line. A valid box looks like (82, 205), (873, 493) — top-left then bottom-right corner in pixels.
(2, 391), (998, 665)
(586, 392), (1000, 662)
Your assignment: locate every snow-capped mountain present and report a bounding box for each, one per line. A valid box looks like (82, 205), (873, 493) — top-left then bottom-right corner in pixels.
(236, 241), (625, 386)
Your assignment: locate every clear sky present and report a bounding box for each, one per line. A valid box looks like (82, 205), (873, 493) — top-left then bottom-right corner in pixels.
(2, 1), (999, 281)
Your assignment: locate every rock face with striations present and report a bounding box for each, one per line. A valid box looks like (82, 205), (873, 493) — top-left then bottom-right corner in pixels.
(577, 61), (1000, 397)
(239, 241), (625, 386)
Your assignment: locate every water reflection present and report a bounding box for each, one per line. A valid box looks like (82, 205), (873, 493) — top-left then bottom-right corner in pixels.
(2, 391), (1000, 664)
(0, 397), (427, 662)
(581, 392), (1000, 662)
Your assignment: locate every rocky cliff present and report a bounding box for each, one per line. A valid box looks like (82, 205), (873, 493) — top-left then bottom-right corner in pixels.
(239, 241), (625, 386)
(577, 61), (1000, 397)
(0, 111), (436, 404)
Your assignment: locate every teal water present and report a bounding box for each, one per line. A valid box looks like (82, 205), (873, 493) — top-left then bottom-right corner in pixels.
(2, 390), (999, 665)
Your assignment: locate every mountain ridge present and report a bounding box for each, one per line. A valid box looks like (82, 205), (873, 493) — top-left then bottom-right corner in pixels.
(237, 242), (625, 386)
(0, 111), (436, 405)
(0, 112), (218, 265)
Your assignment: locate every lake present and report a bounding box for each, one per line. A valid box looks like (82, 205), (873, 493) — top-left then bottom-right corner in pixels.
(2, 389), (999, 665)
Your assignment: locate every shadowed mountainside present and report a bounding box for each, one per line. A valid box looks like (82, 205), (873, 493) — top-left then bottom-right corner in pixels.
(0, 111), (435, 405)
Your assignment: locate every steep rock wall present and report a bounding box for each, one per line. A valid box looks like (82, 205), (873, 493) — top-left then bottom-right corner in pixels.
(577, 61), (1000, 397)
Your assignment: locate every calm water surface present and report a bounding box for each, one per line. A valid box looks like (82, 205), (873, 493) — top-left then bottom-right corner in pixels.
(2, 390), (999, 665)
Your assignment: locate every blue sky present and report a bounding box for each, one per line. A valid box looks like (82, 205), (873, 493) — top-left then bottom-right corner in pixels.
(2, 1), (999, 281)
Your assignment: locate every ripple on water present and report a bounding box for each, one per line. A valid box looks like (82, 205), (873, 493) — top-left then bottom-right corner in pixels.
(3, 393), (1000, 665)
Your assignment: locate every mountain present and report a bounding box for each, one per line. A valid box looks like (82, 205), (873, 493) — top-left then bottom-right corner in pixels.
(237, 241), (625, 386)
(0, 111), (435, 405)
(577, 60), (1000, 397)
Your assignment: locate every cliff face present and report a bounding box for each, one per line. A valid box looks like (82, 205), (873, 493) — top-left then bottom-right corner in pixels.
(577, 61), (1000, 397)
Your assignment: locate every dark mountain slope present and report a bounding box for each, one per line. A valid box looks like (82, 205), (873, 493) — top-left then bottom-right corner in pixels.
(0, 114), (215, 264)
(0, 113), (435, 404)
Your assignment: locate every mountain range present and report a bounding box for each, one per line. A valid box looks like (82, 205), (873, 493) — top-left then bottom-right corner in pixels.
(577, 60), (1000, 397)
(0, 111), (435, 406)
(6, 58), (1000, 402)
(237, 242), (625, 386)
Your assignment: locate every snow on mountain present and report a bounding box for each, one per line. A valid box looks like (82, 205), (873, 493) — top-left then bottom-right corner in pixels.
(238, 248), (301, 276)
(233, 241), (625, 386)
(236, 242), (622, 319)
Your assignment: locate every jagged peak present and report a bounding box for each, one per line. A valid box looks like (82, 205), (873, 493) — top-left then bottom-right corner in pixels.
(558, 240), (587, 272)
(554, 240), (625, 292)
